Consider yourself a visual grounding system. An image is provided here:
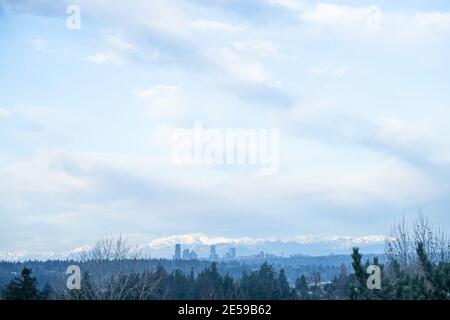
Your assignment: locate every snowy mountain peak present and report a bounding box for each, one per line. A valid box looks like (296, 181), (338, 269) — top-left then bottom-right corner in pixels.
(1, 234), (386, 262)
(142, 233), (386, 248)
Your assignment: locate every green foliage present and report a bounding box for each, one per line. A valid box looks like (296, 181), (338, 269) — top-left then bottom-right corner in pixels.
(2, 214), (448, 301)
(346, 242), (450, 300)
(294, 275), (308, 299)
(3, 267), (39, 300)
(2, 248), (448, 300)
(240, 262), (280, 299)
(38, 282), (53, 300)
(61, 261), (297, 300)
(192, 262), (225, 299)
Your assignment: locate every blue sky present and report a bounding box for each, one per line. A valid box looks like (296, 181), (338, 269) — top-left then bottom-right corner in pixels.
(1, 0), (450, 252)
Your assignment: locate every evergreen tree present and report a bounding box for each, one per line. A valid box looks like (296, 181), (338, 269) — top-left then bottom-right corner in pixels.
(166, 270), (189, 299)
(222, 274), (237, 299)
(349, 247), (370, 300)
(309, 272), (323, 299)
(4, 267), (39, 300)
(240, 263), (279, 299)
(277, 269), (292, 299)
(192, 263), (224, 300)
(151, 266), (170, 299)
(38, 282), (53, 300)
(295, 275), (309, 300)
(335, 263), (349, 299)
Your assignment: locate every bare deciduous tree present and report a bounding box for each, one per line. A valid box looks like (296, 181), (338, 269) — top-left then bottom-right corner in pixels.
(386, 212), (450, 273)
(62, 235), (161, 300)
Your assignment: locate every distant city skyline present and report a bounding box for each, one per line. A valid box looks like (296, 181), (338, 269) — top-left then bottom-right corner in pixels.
(0, 232), (388, 261)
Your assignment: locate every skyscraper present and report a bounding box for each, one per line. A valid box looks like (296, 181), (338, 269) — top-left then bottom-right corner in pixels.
(174, 243), (181, 260)
(209, 244), (219, 261)
(182, 249), (198, 260)
(191, 250), (198, 260)
(223, 247), (236, 260)
(230, 247), (236, 260)
(182, 248), (190, 260)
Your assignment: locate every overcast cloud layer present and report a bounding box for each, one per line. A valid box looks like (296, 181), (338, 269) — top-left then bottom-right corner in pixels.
(1, 0), (450, 252)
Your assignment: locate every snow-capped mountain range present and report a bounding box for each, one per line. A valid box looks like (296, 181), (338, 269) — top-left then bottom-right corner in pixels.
(0, 233), (387, 262)
(0, 245), (92, 262)
(138, 233), (386, 258)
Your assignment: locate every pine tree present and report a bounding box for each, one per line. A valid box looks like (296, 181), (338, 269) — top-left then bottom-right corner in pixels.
(309, 272), (323, 299)
(38, 282), (53, 300)
(4, 267), (39, 300)
(349, 247), (370, 300)
(295, 275), (309, 300)
(239, 263), (275, 299)
(187, 267), (195, 299)
(152, 266), (169, 299)
(222, 274), (236, 299)
(335, 263), (349, 299)
(166, 270), (189, 299)
(192, 263), (224, 300)
(277, 269), (292, 299)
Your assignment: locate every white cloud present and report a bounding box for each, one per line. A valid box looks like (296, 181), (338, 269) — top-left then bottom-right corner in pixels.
(30, 38), (48, 52)
(84, 33), (136, 67)
(209, 47), (269, 84)
(302, 4), (367, 26)
(334, 65), (351, 76)
(134, 85), (179, 98)
(103, 33), (135, 52)
(0, 108), (9, 118)
(134, 85), (183, 118)
(309, 66), (328, 75)
(309, 65), (351, 76)
(375, 118), (431, 149)
(0, 152), (93, 194)
(188, 20), (240, 32)
(85, 51), (126, 65)
(268, 0), (450, 37)
(73, 0), (189, 37)
(299, 3), (450, 40)
(205, 40), (280, 90)
(206, 152), (441, 207)
(232, 40), (278, 57)
(415, 12), (450, 33)
(322, 158), (439, 204)
(266, 0), (306, 12)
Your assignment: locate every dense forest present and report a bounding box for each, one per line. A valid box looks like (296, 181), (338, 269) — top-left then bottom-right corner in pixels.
(1, 215), (449, 300)
(0, 254), (374, 289)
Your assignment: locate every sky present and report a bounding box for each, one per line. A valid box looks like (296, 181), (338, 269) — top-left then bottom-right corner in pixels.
(1, 0), (450, 253)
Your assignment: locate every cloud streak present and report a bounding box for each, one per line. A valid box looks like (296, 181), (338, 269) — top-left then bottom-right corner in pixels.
(1, 0), (450, 252)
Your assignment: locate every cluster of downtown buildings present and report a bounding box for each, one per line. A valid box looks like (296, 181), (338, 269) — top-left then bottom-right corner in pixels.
(173, 244), (237, 261)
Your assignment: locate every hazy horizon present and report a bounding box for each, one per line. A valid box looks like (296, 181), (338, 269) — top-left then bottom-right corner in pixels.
(0, 232), (388, 261)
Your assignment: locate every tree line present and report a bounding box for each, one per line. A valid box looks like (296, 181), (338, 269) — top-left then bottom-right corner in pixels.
(1, 214), (449, 300)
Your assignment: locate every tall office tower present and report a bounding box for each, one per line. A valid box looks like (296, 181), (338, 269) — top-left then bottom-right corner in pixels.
(181, 249), (197, 260)
(224, 247), (237, 260)
(230, 247), (236, 260)
(182, 248), (190, 260)
(209, 244), (219, 261)
(174, 243), (181, 260)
